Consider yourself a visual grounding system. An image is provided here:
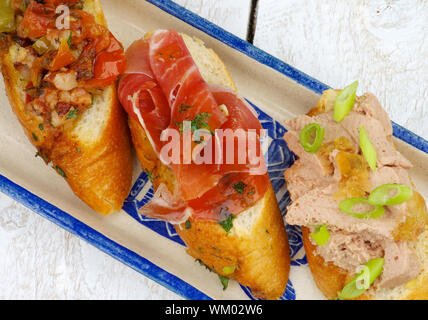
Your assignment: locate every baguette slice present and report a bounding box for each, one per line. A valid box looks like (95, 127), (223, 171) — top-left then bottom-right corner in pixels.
(303, 222), (428, 300)
(1, 0), (133, 215)
(127, 34), (290, 299)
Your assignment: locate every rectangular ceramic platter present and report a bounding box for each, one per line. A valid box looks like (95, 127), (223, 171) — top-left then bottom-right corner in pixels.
(0, 0), (427, 300)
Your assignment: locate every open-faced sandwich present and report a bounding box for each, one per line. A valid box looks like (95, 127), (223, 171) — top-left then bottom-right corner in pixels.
(283, 82), (428, 299)
(117, 30), (291, 299)
(0, 0), (133, 214)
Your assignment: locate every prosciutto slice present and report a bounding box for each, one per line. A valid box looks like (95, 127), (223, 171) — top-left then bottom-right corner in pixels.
(118, 39), (170, 154)
(118, 30), (268, 223)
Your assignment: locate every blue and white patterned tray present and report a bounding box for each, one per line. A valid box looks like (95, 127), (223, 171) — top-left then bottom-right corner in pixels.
(0, 0), (427, 300)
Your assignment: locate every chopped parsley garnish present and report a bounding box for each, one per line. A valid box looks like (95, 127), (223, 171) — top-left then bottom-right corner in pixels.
(66, 108), (79, 120)
(35, 151), (48, 162)
(38, 123), (44, 131)
(191, 112), (212, 131)
(55, 166), (66, 178)
(67, 31), (72, 48)
(185, 220), (191, 229)
(218, 275), (229, 290)
(232, 181), (247, 195)
(175, 112), (212, 134)
(32, 132), (38, 141)
(144, 168), (154, 181)
(179, 104), (193, 113)
(219, 214), (236, 233)
(247, 187), (256, 196)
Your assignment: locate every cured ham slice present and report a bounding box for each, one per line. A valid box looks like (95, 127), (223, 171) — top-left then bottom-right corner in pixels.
(148, 30), (227, 127)
(148, 30), (229, 200)
(209, 84), (267, 176)
(139, 183), (193, 224)
(118, 39), (170, 154)
(118, 30), (269, 222)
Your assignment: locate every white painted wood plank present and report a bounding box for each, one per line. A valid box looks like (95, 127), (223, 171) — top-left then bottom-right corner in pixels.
(173, 0), (252, 39)
(254, 0), (428, 140)
(0, 0), (251, 300)
(0, 192), (181, 299)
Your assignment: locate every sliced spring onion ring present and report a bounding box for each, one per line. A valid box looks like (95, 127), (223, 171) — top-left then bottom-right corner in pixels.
(359, 126), (377, 171)
(369, 183), (413, 206)
(339, 197), (385, 219)
(333, 81), (358, 122)
(310, 225), (330, 246)
(0, 0), (15, 33)
(33, 37), (51, 56)
(338, 258), (384, 300)
(299, 123), (325, 153)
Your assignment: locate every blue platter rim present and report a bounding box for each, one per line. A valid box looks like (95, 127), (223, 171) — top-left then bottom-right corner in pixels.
(0, 0), (427, 300)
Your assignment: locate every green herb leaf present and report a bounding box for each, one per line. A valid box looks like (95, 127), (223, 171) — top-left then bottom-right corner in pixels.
(219, 214), (235, 233)
(185, 220), (191, 229)
(218, 275), (229, 290)
(38, 123), (44, 131)
(55, 166), (66, 178)
(66, 108), (79, 120)
(144, 168), (154, 181)
(67, 31), (72, 48)
(247, 187), (256, 196)
(35, 151), (48, 161)
(175, 112), (212, 134)
(179, 104), (193, 113)
(232, 181), (247, 195)
(32, 132), (38, 141)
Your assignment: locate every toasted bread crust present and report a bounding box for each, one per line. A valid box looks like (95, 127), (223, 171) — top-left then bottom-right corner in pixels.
(176, 185), (290, 300)
(1, 1), (133, 214)
(302, 227), (352, 300)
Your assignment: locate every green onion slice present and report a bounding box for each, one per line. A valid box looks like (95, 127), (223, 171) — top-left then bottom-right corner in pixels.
(338, 258), (384, 299)
(0, 0), (15, 33)
(222, 265), (236, 275)
(310, 225), (330, 246)
(333, 81), (358, 122)
(359, 126), (377, 171)
(368, 183), (413, 206)
(299, 123), (325, 153)
(339, 197), (385, 219)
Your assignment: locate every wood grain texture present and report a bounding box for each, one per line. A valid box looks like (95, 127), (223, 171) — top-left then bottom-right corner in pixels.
(173, 0), (251, 39)
(254, 0), (428, 140)
(0, 193), (181, 299)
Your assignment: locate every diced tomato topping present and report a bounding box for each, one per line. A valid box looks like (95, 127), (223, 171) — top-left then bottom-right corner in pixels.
(47, 38), (76, 71)
(83, 32), (126, 88)
(18, 1), (56, 38)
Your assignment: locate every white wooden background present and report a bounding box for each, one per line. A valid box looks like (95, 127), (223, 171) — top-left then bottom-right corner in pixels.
(0, 0), (427, 299)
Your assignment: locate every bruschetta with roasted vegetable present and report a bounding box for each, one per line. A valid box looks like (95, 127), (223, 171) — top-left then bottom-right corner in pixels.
(0, 0), (133, 215)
